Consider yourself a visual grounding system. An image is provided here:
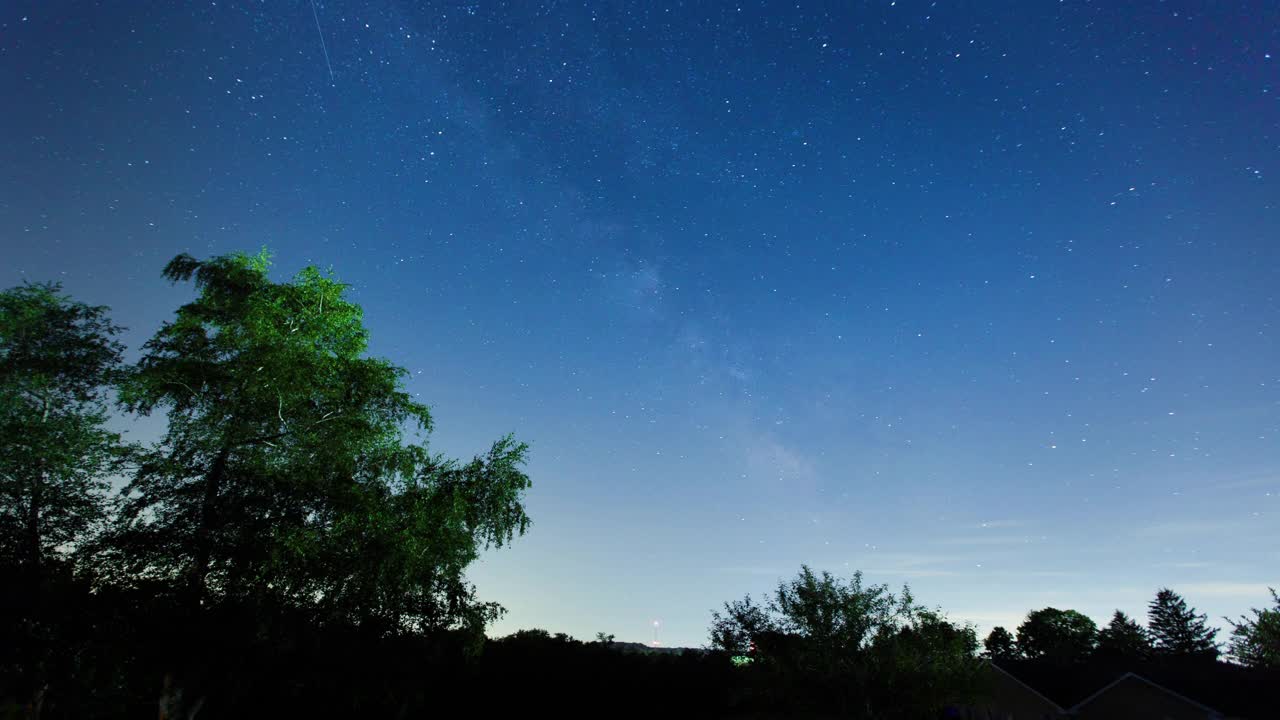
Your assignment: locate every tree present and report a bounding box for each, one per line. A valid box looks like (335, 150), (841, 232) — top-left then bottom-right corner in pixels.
(1147, 588), (1218, 660)
(0, 282), (130, 718)
(0, 282), (127, 582)
(709, 566), (983, 718)
(983, 626), (1017, 661)
(1225, 588), (1280, 668)
(595, 632), (616, 645)
(296, 435), (532, 640)
(870, 610), (982, 720)
(710, 593), (774, 657)
(101, 251), (533, 713)
(1015, 608), (1097, 663)
(1095, 610), (1151, 661)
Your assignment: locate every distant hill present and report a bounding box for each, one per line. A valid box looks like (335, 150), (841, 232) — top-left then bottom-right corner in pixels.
(608, 641), (704, 656)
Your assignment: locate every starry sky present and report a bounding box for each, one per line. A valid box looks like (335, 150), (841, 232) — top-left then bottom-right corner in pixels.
(2, 1), (1278, 647)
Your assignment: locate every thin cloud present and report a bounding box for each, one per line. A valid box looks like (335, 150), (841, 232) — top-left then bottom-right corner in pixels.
(1131, 520), (1248, 538)
(1177, 582), (1278, 599)
(936, 535), (1044, 547)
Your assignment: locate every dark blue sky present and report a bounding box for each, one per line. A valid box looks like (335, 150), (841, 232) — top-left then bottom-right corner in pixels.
(3, 1), (1277, 646)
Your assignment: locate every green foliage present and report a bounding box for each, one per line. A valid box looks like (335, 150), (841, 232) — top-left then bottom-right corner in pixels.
(983, 625), (1017, 661)
(1015, 608), (1097, 663)
(1148, 588), (1219, 661)
(0, 281), (133, 716)
(101, 251), (531, 639)
(1095, 610), (1152, 661)
(0, 282), (128, 575)
(1226, 588), (1280, 668)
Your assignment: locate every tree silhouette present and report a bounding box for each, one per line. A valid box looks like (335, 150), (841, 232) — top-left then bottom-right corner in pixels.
(710, 566), (983, 718)
(1095, 610), (1152, 661)
(983, 626), (1017, 661)
(1015, 608), (1096, 663)
(710, 593), (774, 656)
(1148, 588), (1218, 661)
(1225, 588), (1280, 668)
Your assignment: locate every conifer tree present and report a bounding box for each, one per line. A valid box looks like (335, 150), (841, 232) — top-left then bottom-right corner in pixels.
(1147, 588), (1218, 660)
(1095, 610), (1151, 660)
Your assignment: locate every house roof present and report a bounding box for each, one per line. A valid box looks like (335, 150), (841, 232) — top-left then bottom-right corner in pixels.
(987, 661), (1066, 713)
(993, 659), (1279, 720)
(991, 660), (1120, 708)
(1068, 672), (1223, 717)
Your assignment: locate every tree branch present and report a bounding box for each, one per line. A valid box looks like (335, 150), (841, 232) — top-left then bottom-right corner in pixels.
(235, 413), (343, 448)
(164, 380), (199, 398)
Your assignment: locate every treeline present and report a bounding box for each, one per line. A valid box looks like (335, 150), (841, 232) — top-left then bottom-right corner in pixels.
(1, 252), (534, 718)
(702, 569), (1279, 718)
(981, 587), (1280, 668)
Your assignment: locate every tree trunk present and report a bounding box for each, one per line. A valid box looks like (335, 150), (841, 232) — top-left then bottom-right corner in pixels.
(189, 447), (230, 605)
(165, 447), (228, 720)
(158, 672), (181, 720)
(24, 683), (46, 720)
(159, 671), (207, 720)
(28, 394), (49, 591)
(26, 475), (41, 584)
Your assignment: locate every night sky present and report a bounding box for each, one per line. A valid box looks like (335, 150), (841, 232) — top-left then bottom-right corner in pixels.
(3, 1), (1278, 647)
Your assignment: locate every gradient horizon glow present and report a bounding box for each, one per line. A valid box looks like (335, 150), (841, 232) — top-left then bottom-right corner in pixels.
(2, 1), (1277, 647)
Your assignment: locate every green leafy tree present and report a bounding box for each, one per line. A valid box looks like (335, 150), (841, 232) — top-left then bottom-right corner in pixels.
(983, 626), (1017, 661)
(107, 251), (530, 618)
(0, 282), (127, 582)
(1095, 610), (1151, 661)
(0, 282), (131, 718)
(315, 435), (532, 642)
(1225, 588), (1280, 668)
(1147, 588), (1218, 660)
(1015, 608), (1097, 663)
(101, 251), (532, 713)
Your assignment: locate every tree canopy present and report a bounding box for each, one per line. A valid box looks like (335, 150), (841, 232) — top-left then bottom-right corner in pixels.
(1095, 610), (1152, 661)
(709, 565), (982, 718)
(1226, 588), (1280, 669)
(102, 251), (531, 638)
(0, 282), (128, 579)
(983, 626), (1017, 661)
(1015, 607), (1097, 663)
